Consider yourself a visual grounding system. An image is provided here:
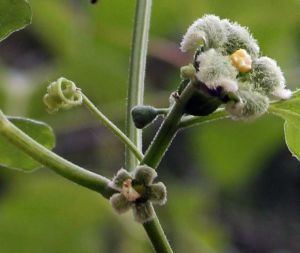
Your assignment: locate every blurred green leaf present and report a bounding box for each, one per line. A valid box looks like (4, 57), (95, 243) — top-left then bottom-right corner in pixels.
(270, 90), (300, 124)
(190, 116), (283, 189)
(0, 0), (31, 42)
(0, 117), (55, 172)
(284, 122), (300, 160)
(270, 90), (300, 159)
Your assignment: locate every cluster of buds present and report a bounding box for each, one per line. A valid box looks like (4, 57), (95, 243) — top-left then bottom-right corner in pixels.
(109, 166), (167, 223)
(179, 15), (291, 120)
(43, 77), (83, 113)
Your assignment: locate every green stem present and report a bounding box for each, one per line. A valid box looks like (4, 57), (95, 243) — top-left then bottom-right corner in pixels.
(141, 82), (197, 168)
(143, 217), (173, 253)
(156, 108), (170, 115)
(125, 0), (152, 170)
(126, 1), (173, 253)
(82, 93), (143, 162)
(138, 82), (197, 253)
(0, 111), (115, 199)
(178, 108), (228, 129)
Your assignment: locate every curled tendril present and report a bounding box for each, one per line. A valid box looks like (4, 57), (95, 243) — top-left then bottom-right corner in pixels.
(43, 77), (83, 113)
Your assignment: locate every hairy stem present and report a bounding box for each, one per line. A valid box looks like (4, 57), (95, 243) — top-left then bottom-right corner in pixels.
(143, 217), (173, 253)
(82, 93), (143, 161)
(125, 0), (152, 170)
(141, 82), (197, 168)
(0, 111), (115, 199)
(178, 108), (228, 129)
(125, 1), (174, 253)
(138, 82), (197, 253)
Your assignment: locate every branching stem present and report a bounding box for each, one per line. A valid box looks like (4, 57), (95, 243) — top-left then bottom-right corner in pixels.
(0, 111), (115, 198)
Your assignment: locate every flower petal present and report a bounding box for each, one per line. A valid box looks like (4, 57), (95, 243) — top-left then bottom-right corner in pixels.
(149, 182), (167, 205)
(110, 168), (132, 190)
(134, 165), (157, 185)
(109, 193), (132, 214)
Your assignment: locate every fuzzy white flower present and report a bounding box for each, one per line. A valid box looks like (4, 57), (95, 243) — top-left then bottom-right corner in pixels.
(195, 49), (238, 92)
(180, 15), (226, 52)
(250, 56), (291, 99)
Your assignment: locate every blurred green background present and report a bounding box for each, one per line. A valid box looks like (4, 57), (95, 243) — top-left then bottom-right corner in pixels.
(1, 0), (300, 252)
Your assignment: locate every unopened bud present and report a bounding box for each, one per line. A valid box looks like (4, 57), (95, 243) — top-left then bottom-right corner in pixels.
(131, 105), (160, 129)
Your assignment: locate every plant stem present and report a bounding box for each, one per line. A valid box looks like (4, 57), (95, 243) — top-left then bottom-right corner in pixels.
(141, 82), (197, 168)
(125, 0), (152, 170)
(178, 108), (228, 129)
(82, 93), (143, 161)
(126, 2), (174, 253)
(143, 217), (173, 253)
(0, 110), (115, 199)
(137, 82), (197, 253)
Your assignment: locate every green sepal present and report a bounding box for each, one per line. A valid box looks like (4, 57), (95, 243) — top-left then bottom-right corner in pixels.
(183, 87), (223, 116)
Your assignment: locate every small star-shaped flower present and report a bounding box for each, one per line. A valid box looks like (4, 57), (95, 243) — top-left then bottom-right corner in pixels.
(109, 166), (167, 223)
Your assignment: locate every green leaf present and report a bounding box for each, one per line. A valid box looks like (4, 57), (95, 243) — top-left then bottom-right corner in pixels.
(284, 122), (300, 160)
(269, 90), (300, 159)
(0, 0), (32, 42)
(190, 116), (283, 190)
(0, 117), (55, 172)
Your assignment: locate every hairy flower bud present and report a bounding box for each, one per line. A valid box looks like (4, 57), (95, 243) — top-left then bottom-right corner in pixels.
(43, 77), (82, 113)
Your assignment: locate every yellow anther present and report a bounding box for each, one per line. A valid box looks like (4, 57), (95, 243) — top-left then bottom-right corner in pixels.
(230, 49), (252, 73)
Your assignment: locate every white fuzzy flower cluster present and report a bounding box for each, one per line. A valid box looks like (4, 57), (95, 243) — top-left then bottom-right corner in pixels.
(180, 14), (292, 120)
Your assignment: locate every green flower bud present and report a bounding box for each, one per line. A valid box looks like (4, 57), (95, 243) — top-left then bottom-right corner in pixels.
(132, 201), (155, 223)
(180, 64), (196, 79)
(43, 77), (83, 113)
(131, 105), (160, 129)
(110, 193), (132, 214)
